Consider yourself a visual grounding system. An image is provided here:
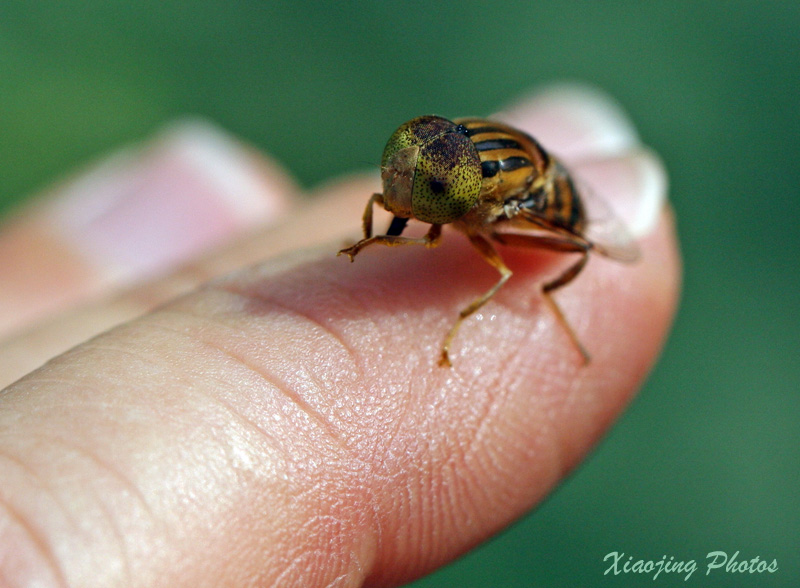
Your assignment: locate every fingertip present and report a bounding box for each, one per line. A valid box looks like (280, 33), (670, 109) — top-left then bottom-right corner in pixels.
(149, 118), (299, 223)
(0, 120), (299, 337)
(573, 148), (669, 240)
(47, 119), (298, 279)
(497, 82), (641, 162)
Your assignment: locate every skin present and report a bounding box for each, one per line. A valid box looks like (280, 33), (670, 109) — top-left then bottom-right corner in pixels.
(0, 91), (680, 587)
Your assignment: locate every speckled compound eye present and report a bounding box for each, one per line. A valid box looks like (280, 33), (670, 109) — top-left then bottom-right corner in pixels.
(380, 116), (482, 224)
(411, 132), (482, 224)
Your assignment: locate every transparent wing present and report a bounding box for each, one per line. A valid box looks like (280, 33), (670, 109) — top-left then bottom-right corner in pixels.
(573, 175), (640, 263)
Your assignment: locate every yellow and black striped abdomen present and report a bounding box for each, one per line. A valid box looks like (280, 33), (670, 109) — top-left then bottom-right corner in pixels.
(455, 118), (585, 232)
(455, 118), (548, 198)
(540, 161), (587, 233)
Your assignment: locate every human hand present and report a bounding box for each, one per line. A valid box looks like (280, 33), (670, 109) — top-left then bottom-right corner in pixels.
(0, 85), (679, 587)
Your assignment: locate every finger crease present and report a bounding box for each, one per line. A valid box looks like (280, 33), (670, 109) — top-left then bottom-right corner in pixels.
(0, 491), (69, 588)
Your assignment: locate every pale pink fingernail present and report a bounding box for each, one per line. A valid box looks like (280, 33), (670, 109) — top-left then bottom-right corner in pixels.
(572, 149), (668, 239)
(498, 83), (641, 162)
(46, 119), (296, 284)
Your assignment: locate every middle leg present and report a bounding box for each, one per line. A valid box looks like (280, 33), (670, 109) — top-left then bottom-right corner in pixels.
(492, 232), (592, 363)
(439, 233), (512, 366)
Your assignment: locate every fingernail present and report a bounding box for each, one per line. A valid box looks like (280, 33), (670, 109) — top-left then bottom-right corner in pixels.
(498, 83), (641, 162)
(46, 119), (296, 283)
(572, 149), (668, 239)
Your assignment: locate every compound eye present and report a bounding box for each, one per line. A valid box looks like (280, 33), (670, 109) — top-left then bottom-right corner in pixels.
(412, 132), (482, 224)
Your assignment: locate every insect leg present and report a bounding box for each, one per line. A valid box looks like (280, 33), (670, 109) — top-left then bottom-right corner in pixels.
(361, 193), (383, 239)
(338, 223), (442, 261)
(439, 234), (512, 367)
(491, 233), (592, 364)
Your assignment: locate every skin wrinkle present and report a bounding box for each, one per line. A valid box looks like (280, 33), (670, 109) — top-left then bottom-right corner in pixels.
(2, 435), (85, 528)
(453, 439), (502, 525)
(548, 370), (584, 479)
(381, 475), (425, 583)
(78, 337), (196, 382)
(360, 469), (396, 582)
(363, 485), (388, 585)
(305, 513), (361, 566)
(534, 367), (598, 483)
(260, 549), (306, 587)
(77, 476), (133, 587)
(185, 317), (347, 453)
(176, 322), (378, 482)
(429, 394), (499, 538)
(364, 432), (413, 574)
(366, 372), (507, 584)
(561, 373), (612, 466)
(149, 302), (381, 585)
(496, 256), (626, 469)
(0, 490), (68, 588)
(336, 236), (482, 353)
(448, 453), (483, 526)
(433, 460), (474, 559)
(430, 314), (565, 530)
(278, 525), (324, 584)
(203, 272), (462, 550)
(455, 378), (504, 474)
(203, 281), (374, 415)
(96, 316), (292, 450)
(19, 324), (350, 584)
(268, 511), (365, 588)
(41, 432), (156, 527)
(465, 433), (515, 525)
(25, 432), (159, 587)
(448, 474), (493, 553)
(364, 379), (415, 502)
(188, 378), (296, 483)
(214, 279), (362, 376)
(432, 324), (576, 564)
(159, 376), (284, 492)
(328, 571), (355, 588)
(0, 448), (83, 584)
(346, 540), (370, 587)
(422, 469), (448, 571)
(458, 462), (501, 526)
(0, 449), (62, 513)
(360, 300), (540, 564)
(401, 439), (432, 568)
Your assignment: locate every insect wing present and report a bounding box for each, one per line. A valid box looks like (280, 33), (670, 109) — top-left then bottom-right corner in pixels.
(574, 176), (640, 263)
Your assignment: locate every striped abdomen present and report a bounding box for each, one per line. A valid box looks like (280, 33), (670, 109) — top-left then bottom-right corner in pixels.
(455, 118), (586, 232)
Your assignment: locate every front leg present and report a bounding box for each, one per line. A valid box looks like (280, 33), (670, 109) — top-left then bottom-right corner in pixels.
(362, 192), (383, 239)
(338, 223), (442, 262)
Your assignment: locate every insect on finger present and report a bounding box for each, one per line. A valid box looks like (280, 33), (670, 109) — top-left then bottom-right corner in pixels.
(338, 115), (638, 366)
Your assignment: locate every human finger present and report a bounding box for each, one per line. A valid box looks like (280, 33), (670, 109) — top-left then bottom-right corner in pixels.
(0, 120), (297, 339)
(0, 88), (680, 586)
(0, 209), (678, 587)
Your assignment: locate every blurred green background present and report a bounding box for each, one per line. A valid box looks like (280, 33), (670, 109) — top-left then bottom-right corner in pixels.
(1, 1), (798, 586)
